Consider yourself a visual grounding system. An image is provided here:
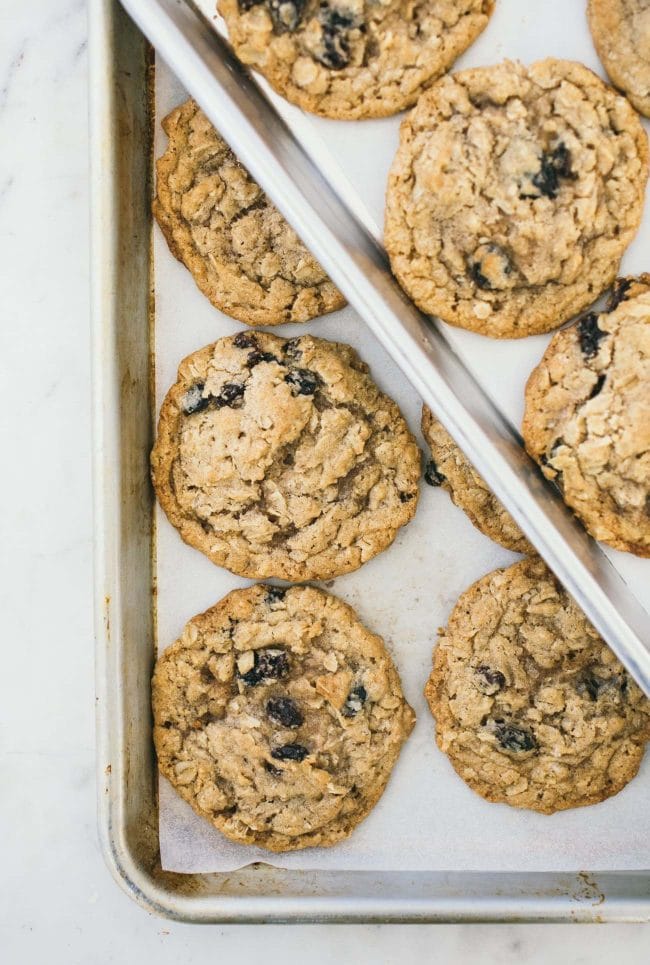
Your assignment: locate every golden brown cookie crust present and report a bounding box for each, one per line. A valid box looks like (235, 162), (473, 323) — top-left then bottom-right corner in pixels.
(589, 0), (650, 118)
(154, 99), (344, 326)
(151, 332), (421, 581)
(425, 558), (650, 813)
(385, 59), (649, 338)
(421, 406), (531, 553)
(218, 0), (494, 121)
(153, 583), (415, 851)
(523, 275), (650, 557)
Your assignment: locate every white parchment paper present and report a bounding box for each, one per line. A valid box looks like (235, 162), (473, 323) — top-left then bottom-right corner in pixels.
(154, 0), (650, 872)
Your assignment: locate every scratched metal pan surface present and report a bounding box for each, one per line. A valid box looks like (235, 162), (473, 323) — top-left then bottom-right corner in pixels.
(90, 0), (650, 922)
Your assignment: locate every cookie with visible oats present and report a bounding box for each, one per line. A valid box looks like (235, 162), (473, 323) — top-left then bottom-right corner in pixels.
(154, 99), (344, 326)
(425, 557), (650, 813)
(218, 0), (494, 120)
(421, 406), (531, 553)
(153, 583), (415, 851)
(589, 0), (650, 118)
(523, 275), (650, 557)
(151, 331), (421, 581)
(385, 59), (648, 338)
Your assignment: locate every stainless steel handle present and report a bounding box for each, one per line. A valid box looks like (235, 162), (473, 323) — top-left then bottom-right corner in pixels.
(120, 0), (650, 694)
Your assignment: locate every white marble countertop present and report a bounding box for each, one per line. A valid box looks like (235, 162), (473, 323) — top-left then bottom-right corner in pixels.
(2, 1), (650, 960)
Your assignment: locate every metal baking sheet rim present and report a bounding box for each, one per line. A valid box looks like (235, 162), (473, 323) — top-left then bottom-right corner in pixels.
(90, 0), (650, 923)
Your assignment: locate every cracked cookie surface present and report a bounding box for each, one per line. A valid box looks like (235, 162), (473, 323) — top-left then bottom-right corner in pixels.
(523, 275), (650, 557)
(385, 59), (648, 338)
(589, 0), (650, 118)
(218, 0), (494, 120)
(422, 405), (531, 553)
(153, 583), (415, 851)
(151, 332), (421, 580)
(154, 99), (344, 326)
(425, 557), (650, 813)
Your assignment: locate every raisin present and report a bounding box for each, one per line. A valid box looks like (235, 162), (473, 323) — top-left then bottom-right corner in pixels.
(424, 460), (446, 486)
(475, 665), (506, 696)
(183, 380), (245, 414)
(577, 673), (605, 701)
(214, 382), (246, 408)
(535, 156), (560, 196)
(265, 585), (287, 603)
(469, 260), (492, 290)
(247, 350), (278, 367)
(524, 143), (575, 199)
(541, 440), (565, 490)
(239, 649), (290, 686)
(489, 719), (537, 753)
(550, 143), (573, 180)
(468, 243), (512, 291)
(588, 374), (606, 400)
(267, 0), (308, 31)
(267, 697), (304, 728)
(285, 368), (320, 395)
(578, 312), (607, 359)
(282, 338), (302, 360)
(342, 685), (367, 718)
(577, 671), (626, 701)
(200, 665), (216, 683)
(264, 761), (283, 777)
(233, 331), (258, 349)
(271, 743), (309, 762)
(399, 491), (415, 503)
(182, 382), (210, 415)
(607, 278), (633, 311)
(528, 155), (558, 197)
(316, 8), (357, 70)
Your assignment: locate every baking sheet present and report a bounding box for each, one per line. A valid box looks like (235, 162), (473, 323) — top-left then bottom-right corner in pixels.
(154, 0), (650, 873)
